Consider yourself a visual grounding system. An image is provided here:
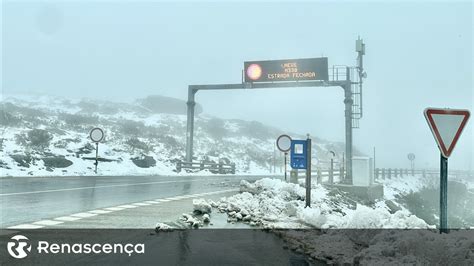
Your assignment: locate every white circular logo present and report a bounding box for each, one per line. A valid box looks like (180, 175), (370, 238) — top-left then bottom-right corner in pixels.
(7, 235), (32, 259)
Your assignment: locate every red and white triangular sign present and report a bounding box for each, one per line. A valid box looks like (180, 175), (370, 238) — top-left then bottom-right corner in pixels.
(424, 108), (470, 158)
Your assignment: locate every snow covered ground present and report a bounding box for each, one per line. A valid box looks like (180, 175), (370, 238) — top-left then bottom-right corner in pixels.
(1, 94), (319, 177)
(180, 176), (473, 264)
(209, 177), (433, 229)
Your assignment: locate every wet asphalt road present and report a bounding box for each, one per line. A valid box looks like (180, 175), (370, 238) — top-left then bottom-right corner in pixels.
(0, 175), (267, 228)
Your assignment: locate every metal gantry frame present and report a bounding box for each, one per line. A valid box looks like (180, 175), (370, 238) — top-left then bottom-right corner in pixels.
(185, 38), (365, 184)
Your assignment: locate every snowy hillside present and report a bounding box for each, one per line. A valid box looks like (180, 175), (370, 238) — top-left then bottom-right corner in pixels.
(0, 94), (354, 177)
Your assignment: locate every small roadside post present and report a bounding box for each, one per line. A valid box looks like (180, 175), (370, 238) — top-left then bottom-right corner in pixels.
(290, 135), (312, 207)
(329, 151), (336, 184)
(89, 127), (105, 174)
(424, 108), (470, 234)
(407, 153), (415, 176)
(276, 134), (292, 181)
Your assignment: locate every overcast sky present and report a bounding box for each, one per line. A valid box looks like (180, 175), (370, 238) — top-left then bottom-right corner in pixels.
(2, 1), (473, 170)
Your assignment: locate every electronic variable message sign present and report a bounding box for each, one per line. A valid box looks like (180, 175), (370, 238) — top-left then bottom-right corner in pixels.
(244, 57), (328, 83)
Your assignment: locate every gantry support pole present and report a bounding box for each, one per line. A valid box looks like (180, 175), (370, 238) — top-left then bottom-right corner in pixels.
(343, 67), (353, 184)
(185, 86), (196, 163)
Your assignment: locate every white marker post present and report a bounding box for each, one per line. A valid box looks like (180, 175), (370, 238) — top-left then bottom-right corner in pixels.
(276, 134), (292, 181)
(424, 108), (470, 233)
(89, 128), (105, 174)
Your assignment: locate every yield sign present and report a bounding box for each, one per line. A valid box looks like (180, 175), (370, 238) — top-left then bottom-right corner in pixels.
(424, 108), (470, 158)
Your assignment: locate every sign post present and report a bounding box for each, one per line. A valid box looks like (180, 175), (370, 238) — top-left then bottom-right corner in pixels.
(276, 135), (292, 181)
(290, 136), (312, 207)
(89, 128), (105, 174)
(424, 108), (470, 233)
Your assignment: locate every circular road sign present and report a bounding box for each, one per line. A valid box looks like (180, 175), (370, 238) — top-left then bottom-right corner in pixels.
(407, 153), (415, 161)
(276, 134), (292, 152)
(90, 128), (104, 143)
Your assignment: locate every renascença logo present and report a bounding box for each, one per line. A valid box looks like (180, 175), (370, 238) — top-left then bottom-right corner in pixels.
(7, 235), (32, 259)
(6, 234), (145, 259)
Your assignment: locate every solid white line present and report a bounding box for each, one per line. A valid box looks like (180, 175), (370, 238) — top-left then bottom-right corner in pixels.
(70, 212), (98, 218)
(55, 216), (82, 222)
(33, 220), (64, 226)
(0, 178), (224, 196)
(156, 199), (171, 202)
(8, 224), (44, 229)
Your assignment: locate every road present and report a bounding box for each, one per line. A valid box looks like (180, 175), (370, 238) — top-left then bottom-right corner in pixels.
(0, 175), (266, 228)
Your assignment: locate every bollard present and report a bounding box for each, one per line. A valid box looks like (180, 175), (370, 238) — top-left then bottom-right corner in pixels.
(290, 169), (298, 184)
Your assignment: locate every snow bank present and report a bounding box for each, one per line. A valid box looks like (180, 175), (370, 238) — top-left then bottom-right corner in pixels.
(193, 199), (212, 214)
(216, 178), (432, 229)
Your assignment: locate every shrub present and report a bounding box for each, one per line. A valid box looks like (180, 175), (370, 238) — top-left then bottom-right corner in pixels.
(27, 129), (52, 148)
(126, 138), (150, 152)
(131, 155), (156, 168)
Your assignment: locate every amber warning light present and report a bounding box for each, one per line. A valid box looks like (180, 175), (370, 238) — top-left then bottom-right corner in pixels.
(244, 57), (328, 83)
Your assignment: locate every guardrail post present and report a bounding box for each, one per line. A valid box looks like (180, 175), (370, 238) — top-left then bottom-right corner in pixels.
(400, 168), (404, 177)
(200, 161), (204, 171)
(231, 163), (235, 174)
(375, 168), (379, 180)
(412, 168), (415, 176)
(317, 169), (322, 184)
(381, 168), (385, 179)
(422, 169), (426, 178)
(219, 162), (223, 174)
(388, 168), (391, 179)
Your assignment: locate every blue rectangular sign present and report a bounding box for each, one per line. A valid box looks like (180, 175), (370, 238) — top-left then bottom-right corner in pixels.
(290, 139), (307, 169)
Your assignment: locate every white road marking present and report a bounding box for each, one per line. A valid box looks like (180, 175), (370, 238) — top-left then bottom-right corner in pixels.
(70, 212), (98, 218)
(88, 210), (112, 214)
(133, 202), (151, 206)
(6, 189), (240, 229)
(33, 220), (64, 226)
(8, 224), (44, 229)
(55, 216), (82, 222)
(0, 178), (225, 196)
(117, 204), (138, 209)
(144, 200), (160, 204)
(104, 207), (124, 211)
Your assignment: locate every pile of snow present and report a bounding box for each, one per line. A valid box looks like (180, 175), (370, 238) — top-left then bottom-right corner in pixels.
(214, 178), (432, 229)
(154, 222), (174, 232)
(193, 198), (212, 214)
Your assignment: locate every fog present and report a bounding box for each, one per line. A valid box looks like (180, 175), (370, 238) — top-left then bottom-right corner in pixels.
(2, 1), (472, 171)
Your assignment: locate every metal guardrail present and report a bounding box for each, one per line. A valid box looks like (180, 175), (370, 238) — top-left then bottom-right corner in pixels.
(176, 161), (236, 174)
(375, 168), (474, 180)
